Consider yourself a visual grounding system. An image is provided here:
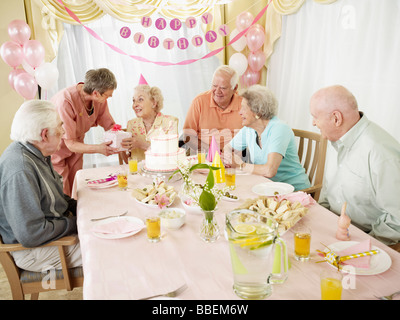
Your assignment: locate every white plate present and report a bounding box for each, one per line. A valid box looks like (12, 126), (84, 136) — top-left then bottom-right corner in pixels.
(252, 182), (294, 196)
(222, 195), (240, 202)
(325, 241), (392, 275)
(134, 196), (175, 209)
(92, 216), (144, 239)
(87, 180), (118, 189)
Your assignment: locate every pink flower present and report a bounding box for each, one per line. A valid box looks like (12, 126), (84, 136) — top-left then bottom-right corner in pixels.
(155, 194), (171, 209)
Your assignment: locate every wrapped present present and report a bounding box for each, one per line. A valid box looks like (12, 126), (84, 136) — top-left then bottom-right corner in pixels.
(104, 124), (131, 151)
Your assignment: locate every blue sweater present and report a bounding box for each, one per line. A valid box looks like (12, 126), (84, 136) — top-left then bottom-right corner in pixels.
(0, 142), (77, 246)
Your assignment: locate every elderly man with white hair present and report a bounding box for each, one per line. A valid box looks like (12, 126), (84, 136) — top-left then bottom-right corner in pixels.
(0, 100), (82, 272)
(183, 65), (243, 152)
(310, 85), (400, 250)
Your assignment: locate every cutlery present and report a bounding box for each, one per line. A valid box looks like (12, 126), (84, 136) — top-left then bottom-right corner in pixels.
(91, 211), (128, 222)
(375, 290), (400, 300)
(138, 283), (188, 300)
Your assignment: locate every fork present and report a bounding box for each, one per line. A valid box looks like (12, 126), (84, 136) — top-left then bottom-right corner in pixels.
(375, 290), (400, 300)
(138, 284), (188, 300)
(91, 211), (128, 221)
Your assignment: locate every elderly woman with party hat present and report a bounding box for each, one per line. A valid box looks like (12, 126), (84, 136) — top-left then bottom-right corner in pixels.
(223, 85), (310, 191)
(121, 75), (178, 163)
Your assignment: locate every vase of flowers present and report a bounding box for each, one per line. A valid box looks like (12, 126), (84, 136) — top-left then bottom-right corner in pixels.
(170, 159), (228, 242)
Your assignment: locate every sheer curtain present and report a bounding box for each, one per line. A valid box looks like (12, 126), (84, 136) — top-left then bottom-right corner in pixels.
(48, 14), (220, 168)
(267, 0), (400, 177)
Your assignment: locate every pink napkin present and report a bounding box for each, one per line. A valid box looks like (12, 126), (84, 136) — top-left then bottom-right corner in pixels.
(275, 191), (317, 207)
(92, 219), (144, 235)
(337, 239), (371, 269)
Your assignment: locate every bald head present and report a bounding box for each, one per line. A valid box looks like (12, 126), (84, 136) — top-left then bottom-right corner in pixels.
(310, 85), (361, 141)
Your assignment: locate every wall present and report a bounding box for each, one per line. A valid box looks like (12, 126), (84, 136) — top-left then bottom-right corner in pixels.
(0, 0), (25, 155)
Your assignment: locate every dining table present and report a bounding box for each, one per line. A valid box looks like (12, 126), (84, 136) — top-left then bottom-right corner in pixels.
(72, 163), (400, 300)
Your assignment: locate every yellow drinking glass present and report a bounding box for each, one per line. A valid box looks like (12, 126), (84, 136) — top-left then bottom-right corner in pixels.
(117, 168), (128, 190)
(128, 157), (138, 174)
(293, 224), (311, 261)
(225, 168), (236, 189)
(146, 215), (161, 242)
(197, 151), (206, 164)
(320, 270), (343, 300)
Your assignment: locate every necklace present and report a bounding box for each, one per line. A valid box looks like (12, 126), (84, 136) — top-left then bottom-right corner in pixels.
(79, 86), (94, 115)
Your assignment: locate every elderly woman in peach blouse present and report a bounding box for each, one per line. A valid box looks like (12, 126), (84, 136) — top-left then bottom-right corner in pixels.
(121, 83), (178, 163)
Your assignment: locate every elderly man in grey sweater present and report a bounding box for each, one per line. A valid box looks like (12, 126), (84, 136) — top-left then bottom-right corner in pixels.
(0, 100), (81, 272)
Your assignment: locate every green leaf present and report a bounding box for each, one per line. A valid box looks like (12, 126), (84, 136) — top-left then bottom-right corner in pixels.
(199, 190), (216, 211)
(168, 169), (180, 181)
(189, 163), (210, 172)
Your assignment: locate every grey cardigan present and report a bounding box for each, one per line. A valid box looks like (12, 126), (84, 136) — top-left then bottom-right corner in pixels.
(0, 142), (77, 246)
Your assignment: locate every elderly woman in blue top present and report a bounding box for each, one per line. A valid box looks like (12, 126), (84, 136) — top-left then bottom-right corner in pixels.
(223, 85), (310, 191)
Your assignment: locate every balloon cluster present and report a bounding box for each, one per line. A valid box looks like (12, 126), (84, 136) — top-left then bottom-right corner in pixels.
(228, 12), (266, 88)
(0, 20), (59, 99)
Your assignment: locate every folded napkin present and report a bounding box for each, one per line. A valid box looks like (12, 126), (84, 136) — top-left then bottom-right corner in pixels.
(337, 239), (371, 269)
(87, 175), (117, 185)
(92, 219), (144, 235)
(275, 191), (317, 207)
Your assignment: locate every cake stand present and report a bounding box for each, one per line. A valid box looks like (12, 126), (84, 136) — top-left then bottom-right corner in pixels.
(139, 163), (182, 182)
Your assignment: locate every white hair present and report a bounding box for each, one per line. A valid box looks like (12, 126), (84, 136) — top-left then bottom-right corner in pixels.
(10, 100), (59, 143)
(213, 65), (239, 89)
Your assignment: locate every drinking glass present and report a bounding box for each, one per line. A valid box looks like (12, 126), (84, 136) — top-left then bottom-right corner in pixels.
(117, 168), (128, 190)
(197, 150), (206, 164)
(320, 269), (343, 300)
(293, 223), (311, 261)
(146, 214), (161, 242)
(128, 156), (138, 174)
(225, 168), (236, 189)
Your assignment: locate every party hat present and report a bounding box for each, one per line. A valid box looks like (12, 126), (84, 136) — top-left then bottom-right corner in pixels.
(207, 136), (220, 162)
(138, 74), (148, 85)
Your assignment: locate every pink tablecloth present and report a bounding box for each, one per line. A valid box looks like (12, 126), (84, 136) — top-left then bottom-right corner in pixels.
(73, 165), (400, 300)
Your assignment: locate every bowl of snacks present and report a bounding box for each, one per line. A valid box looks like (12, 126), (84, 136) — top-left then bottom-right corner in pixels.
(159, 208), (186, 229)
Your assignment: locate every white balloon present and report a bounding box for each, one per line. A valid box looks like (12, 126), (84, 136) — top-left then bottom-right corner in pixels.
(34, 62), (59, 90)
(230, 28), (247, 52)
(21, 59), (35, 75)
(229, 53), (248, 76)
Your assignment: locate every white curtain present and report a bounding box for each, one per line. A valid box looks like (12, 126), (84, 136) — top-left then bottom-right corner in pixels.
(267, 0), (400, 178)
(48, 14), (220, 168)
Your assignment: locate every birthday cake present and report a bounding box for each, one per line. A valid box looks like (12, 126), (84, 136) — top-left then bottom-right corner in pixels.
(144, 134), (185, 172)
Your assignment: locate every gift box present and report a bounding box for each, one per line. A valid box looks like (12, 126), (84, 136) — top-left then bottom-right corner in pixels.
(104, 124), (131, 151)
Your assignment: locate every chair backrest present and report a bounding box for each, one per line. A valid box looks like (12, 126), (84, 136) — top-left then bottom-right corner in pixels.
(292, 129), (327, 201)
(118, 128), (128, 165)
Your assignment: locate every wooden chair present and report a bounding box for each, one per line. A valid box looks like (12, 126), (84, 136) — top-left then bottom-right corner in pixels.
(118, 128), (128, 165)
(0, 234), (84, 300)
(292, 129), (327, 201)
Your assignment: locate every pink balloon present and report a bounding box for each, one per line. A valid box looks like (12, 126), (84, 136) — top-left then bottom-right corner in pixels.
(8, 20), (31, 45)
(248, 50), (266, 72)
(246, 24), (265, 52)
(23, 40), (45, 69)
(14, 72), (38, 99)
(8, 68), (26, 90)
(241, 67), (261, 88)
(0, 41), (24, 68)
(236, 12), (254, 32)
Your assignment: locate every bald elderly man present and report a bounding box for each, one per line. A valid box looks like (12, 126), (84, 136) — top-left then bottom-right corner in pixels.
(310, 85), (400, 251)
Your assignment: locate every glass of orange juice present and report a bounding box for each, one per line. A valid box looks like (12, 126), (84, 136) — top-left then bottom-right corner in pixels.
(293, 224), (311, 261)
(146, 214), (161, 242)
(197, 149), (206, 164)
(320, 269), (343, 300)
(225, 168), (236, 189)
(128, 156), (138, 174)
(117, 168), (128, 190)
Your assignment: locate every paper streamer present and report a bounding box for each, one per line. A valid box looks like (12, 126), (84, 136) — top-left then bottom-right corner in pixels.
(56, 0), (272, 66)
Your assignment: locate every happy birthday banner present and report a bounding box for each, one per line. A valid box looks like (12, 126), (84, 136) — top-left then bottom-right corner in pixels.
(56, 0), (271, 66)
